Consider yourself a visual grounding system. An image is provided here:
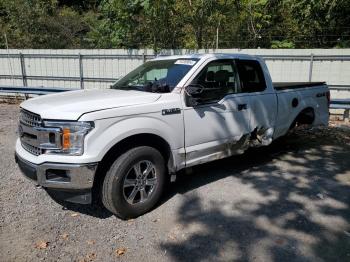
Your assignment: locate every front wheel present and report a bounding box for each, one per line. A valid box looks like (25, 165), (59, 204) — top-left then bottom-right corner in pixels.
(102, 146), (165, 219)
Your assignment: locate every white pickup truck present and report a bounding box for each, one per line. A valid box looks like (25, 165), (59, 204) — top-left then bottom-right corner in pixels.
(15, 54), (330, 219)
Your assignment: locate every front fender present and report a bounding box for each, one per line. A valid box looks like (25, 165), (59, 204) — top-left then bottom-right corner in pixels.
(84, 114), (184, 162)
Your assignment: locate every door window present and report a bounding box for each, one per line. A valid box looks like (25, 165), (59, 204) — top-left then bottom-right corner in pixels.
(190, 59), (238, 104)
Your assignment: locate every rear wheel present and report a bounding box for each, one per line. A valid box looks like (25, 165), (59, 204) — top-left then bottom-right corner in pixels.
(102, 146), (165, 219)
(289, 108), (315, 130)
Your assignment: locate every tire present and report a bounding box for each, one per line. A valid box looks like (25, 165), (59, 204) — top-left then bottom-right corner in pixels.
(102, 146), (166, 219)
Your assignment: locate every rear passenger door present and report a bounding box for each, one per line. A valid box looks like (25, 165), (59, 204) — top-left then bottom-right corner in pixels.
(235, 59), (277, 139)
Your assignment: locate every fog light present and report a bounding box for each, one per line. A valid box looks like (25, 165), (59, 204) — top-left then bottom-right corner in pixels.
(46, 169), (70, 182)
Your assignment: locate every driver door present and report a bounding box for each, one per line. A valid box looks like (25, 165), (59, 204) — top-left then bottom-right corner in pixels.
(183, 59), (252, 167)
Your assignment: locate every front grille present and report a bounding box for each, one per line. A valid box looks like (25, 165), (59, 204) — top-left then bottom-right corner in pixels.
(19, 109), (42, 156)
(21, 141), (42, 156)
(19, 109), (42, 127)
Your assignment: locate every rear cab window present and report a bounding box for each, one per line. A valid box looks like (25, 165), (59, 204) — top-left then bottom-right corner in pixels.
(236, 59), (266, 93)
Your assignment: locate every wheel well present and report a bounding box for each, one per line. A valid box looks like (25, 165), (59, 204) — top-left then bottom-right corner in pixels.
(92, 133), (172, 201)
(290, 107), (315, 129)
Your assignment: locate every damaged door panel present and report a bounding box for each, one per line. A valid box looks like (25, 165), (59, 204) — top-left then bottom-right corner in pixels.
(184, 55), (329, 168)
(183, 59), (253, 167)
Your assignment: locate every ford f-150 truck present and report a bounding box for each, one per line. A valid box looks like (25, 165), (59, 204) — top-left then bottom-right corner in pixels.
(15, 54), (330, 219)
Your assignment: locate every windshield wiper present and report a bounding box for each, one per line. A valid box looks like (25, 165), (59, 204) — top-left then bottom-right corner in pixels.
(112, 85), (144, 91)
(113, 83), (171, 93)
(145, 82), (171, 93)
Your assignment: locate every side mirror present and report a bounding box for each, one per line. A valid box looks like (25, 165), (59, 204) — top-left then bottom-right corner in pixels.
(184, 84), (204, 107)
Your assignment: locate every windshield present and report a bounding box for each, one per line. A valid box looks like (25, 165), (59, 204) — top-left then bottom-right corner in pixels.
(112, 59), (199, 93)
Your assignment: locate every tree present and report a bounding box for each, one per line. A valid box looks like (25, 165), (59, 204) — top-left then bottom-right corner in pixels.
(0, 0), (100, 48)
(288, 0), (350, 47)
(1, 0), (349, 49)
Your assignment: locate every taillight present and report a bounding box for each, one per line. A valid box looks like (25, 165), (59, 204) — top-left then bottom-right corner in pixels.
(326, 91), (330, 108)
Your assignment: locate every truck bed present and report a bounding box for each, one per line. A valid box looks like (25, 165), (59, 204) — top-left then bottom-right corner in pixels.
(273, 82), (326, 91)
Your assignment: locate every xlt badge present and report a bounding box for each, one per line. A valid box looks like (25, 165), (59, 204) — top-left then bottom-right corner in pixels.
(162, 108), (181, 115)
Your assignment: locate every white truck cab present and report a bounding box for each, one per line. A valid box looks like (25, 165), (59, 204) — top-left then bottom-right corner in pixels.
(15, 53), (329, 218)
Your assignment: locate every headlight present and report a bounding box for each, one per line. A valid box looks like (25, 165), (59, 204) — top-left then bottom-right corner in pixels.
(43, 121), (94, 155)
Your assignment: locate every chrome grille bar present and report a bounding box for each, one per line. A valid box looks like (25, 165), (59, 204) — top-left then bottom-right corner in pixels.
(21, 141), (42, 156)
(19, 109), (42, 127)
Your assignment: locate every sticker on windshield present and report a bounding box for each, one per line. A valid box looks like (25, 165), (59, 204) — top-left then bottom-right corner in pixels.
(175, 60), (196, 66)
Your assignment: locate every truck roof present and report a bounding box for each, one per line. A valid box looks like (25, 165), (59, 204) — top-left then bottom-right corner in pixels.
(152, 53), (258, 61)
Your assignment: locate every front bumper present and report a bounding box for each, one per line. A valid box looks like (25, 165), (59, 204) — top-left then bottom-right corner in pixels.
(15, 153), (98, 204)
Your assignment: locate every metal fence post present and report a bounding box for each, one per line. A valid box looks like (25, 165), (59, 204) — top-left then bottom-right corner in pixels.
(19, 53), (27, 86)
(308, 53), (314, 82)
(142, 50), (146, 63)
(79, 53), (84, 89)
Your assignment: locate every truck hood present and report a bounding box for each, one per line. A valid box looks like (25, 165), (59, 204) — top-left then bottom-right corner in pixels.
(20, 89), (161, 120)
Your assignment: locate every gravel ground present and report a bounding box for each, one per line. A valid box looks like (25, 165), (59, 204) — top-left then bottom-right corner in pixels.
(0, 103), (350, 262)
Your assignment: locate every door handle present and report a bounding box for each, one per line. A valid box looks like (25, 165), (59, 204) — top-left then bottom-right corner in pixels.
(238, 104), (247, 111)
